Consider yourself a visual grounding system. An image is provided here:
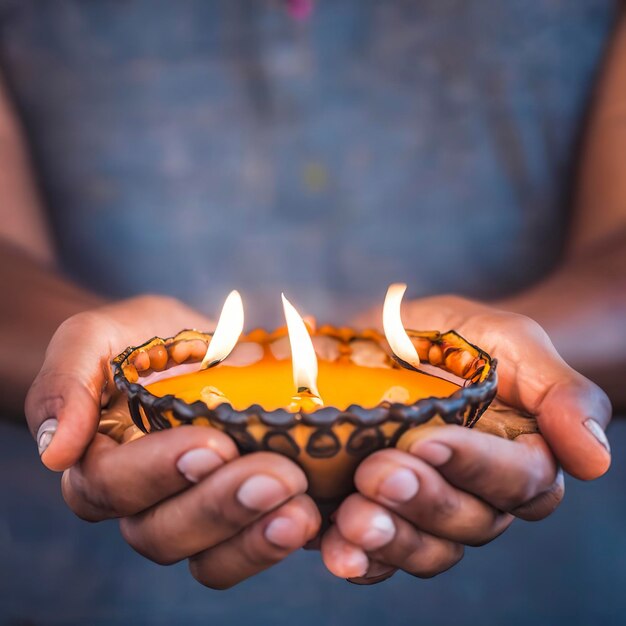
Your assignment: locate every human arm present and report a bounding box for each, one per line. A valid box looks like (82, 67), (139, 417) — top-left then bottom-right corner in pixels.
(0, 73), (104, 418)
(498, 9), (626, 409)
(0, 76), (320, 588)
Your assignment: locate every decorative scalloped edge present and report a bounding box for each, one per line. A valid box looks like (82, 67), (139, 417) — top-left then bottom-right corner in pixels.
(112, 326), (498, 433)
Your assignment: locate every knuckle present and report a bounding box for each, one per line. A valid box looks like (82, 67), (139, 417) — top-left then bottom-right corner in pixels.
(432, 490), (460, 519)
(192, 484), (242, 534)
(55, 311), (107, 342)
(491, 311), (547, 341)
(515, 315), (547, 339)
(131, 294), (184, 314)
(414, 295), (474, 326)
(502, 468), (548, 510)
(26, 369), (101, 426)
(458, 456), (485, 486)
(208, 504), (242, 536)
(430, 294), (469, 310)
(119, 515), (179, 566)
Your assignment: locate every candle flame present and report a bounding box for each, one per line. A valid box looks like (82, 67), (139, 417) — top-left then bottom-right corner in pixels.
(201, 290), (244, 369)
(281, 293), (322, 406)
(382, 283), (420, 369)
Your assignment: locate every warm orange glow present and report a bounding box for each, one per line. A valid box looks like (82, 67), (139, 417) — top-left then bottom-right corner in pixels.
(201, 290), (244, 369)
(383, 283), (420, 369)
(281, 293), (322, 405)
(147, 359), (459, 412)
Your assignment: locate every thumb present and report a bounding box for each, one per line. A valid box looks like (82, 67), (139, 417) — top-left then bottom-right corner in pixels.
(25, 313), (114, 471)
(25, 296), (214, 471)
(536, 378), (612, 481)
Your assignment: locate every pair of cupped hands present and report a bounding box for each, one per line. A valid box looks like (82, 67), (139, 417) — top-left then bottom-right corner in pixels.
(26, 295), (611, 588)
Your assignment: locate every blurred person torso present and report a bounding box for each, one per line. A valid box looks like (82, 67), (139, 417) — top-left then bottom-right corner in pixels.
(0, 1), (618, 624)
(0, 0), (615, 326)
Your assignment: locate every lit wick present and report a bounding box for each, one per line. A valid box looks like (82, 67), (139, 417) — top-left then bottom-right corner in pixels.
(281, 293), (323, 412)
(383, 283), (420, 370)
(200, 290), (244, 370)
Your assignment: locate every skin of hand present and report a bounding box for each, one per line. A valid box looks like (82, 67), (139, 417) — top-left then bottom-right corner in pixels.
(24, 295), (321, 589)
(321, 295), (612, 584)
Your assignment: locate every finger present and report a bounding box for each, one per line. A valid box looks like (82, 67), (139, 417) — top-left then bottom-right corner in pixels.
(119, 452), (308, 565)
(25, 296), (212, 471)
(320, 525), (371, 579)
(534, 377), (611, 480)
(474, 310), (612, 480)
(405, 426), (564, 517)
(354, 448), (513, 545)
(189, 494), (321, 589)
(62, 426), (238, 521)
(511, 466), (565, 522)
(321, 526), (397, 584)
(97, 393), (139, 443)
(479, 323), (612, 480)
(333, 494), (464, 579)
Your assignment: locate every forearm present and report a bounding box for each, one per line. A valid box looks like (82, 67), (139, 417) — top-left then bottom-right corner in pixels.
(497, 231), (626, 410)
(499, 11), (626, 411)
(0, 73), (104, 416)
(0, 74), (55, 264)
(0, 241), (104, 418)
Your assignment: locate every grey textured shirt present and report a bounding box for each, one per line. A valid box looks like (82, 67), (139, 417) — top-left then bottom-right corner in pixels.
(0, 1), (619, 624)
(0, 0), (615, 325)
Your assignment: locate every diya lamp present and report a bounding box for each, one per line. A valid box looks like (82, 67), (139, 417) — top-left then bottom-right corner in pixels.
(112, 284), (499, 502)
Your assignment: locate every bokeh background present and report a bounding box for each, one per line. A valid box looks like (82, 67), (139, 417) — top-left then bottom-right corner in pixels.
(2, 419), (626, 625)
(0, 2), (623, 624)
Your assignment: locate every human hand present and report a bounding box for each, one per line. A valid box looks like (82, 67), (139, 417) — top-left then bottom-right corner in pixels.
(25, 296), (320, 588)
(321, 295), (611, 582)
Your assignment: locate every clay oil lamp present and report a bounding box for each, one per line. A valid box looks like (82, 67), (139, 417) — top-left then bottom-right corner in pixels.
(112, 285), (498, 502)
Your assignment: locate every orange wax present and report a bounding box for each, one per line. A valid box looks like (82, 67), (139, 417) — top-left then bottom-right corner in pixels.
(146, 358), (460, 412)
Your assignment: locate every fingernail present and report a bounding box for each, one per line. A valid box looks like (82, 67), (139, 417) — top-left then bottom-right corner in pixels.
(264, 516), (301, 549)
(584, 419), (610, 455)
(379, 468), (419, 503)
(410, 441), (453, 466)
(336, 546), (369, 579)
(237, 475), (289, 511)
(361, 512), (396, 550)
(555, 467), (565, 490)
(176, 448), (224, 483)
(37, 418), (58, 456)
